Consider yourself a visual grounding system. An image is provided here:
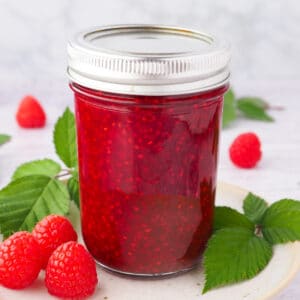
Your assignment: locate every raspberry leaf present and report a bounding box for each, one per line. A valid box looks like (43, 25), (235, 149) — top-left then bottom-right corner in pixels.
(214, 206), (254, 231)
(203, 228), (273, 293)
(238, 97), (268, 109)
(243, 193), (268, 224)
(261, 199), (300, 244)
(0, 175), (70, 238)
(222, 89), (237, 128)
(0, 134), (11, 146)
(12, 159), (61, 180)
(237, 97), (274, 122)
(54, 108), (77, 168)
(68, 174), (80, 208)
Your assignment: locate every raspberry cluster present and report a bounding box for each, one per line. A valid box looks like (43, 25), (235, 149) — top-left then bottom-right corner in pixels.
(0, 215), (98, 299)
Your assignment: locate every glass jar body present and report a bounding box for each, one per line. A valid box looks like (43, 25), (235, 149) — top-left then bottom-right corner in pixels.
(72, 83), (228, 276)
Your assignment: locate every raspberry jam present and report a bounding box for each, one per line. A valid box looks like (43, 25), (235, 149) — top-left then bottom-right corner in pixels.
(68, 25), (230, 276)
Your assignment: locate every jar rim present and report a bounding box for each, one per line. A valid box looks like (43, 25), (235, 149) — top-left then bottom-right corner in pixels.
(67, 24), (231, 96)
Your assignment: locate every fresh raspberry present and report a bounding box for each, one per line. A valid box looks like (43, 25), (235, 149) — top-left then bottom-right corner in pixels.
(0, 231), (42, 289)
(229, 132), (262, 168)
(45, 241), (98, 299)
(16, 95), (46, 128)
(32, 215), (78, 269)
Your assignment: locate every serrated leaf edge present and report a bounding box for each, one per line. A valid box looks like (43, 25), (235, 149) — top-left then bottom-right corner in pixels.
(203, 228), (273, 293)
(0, 175), (70, 238)
(243, 192), (268, 224)
(12, 158), (61, 180)
(53, 107), (77, 168)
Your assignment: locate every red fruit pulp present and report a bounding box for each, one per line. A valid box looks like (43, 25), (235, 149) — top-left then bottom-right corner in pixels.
(72, 83), (227, 275)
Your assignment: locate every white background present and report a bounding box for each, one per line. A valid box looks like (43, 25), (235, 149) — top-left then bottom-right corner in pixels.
(0, 0), (299, 104)
(0, 0), (300, 299)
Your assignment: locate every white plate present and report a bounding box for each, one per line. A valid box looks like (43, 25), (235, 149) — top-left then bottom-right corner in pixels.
(1, 182), (300, 300)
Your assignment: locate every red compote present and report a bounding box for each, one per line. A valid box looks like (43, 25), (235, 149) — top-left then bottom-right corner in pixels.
(68, 25), (230, 276)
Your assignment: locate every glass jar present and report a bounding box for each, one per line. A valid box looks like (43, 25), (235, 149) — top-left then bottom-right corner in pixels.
(68, 25), (230, 276)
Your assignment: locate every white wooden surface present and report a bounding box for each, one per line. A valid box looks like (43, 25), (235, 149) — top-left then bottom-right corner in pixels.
(0, 80), (300, 299)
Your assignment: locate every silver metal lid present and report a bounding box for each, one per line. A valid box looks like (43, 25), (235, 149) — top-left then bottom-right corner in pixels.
(67, 25), (230, 95)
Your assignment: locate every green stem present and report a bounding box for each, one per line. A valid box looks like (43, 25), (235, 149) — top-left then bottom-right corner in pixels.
(255, 225), (263, 237)
(265, 104), (284, 111)
(55, 171), (71, 179)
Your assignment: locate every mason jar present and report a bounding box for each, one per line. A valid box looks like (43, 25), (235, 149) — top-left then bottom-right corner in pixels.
(68, 25), (230, 276)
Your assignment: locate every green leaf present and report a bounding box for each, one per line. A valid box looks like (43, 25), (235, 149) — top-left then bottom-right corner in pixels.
(222, 89), (237, 128)
(53, 107), (77, 168)
(238, 97), (268, 109)
(0, 134), (11, 146)
(203, 228), (273, 293)
(12, 159), (61, 180)
(237, 97), (274, 122)
(67, 174), (80, 208)
(243, 193), (268, 224)
(262, 199), (300, 244)
(214, 206), (254, 231)
(0, 175), (70, 238)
